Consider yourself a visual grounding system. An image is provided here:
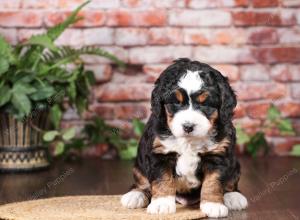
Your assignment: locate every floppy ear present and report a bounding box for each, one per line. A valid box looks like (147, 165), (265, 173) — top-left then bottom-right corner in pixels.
(217, 74), (237, 124)
(151, 78), (163, 118)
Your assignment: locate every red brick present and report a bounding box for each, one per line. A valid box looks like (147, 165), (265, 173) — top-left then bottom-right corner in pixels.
(184, 28), (247, 45)
(291, 83), (300, 99)
(253, 47), (300, 63)
(240, 65), (270, 81)
(271, 65), (300, 82)
(55, 29), (83, 46)
(87, 0), (120, 9)
(194, 46), (255, 64)
(90, 103), (149, 120)
(245, 102), (271, 119)
(148, 28), (183, 45)
(233, 118), (262, 133)
(21, 0), (57, 8)
(95, 83), (153, 101)
(247, 27), (278, 44)
(129, 46), (192, 64)
(169, 9), (232, 27)
(282, 0), (300, 7)
(143, 64), (168, 82)
(271, 137), (300, 155)
(83, 28), (114, 45)
(106, 10), (167, 27)
(57, 0), (85, 9)
(85, 65), (112, 83)
(0, 28), (17, 44)
(0, 0), (20, 8)
(45, 11), (106, 27)
(278, 102), (300, 117)
(233, 82), (287, 101)
(0, 11), (42, 27)
(115, 28), (148, 46)
(252, 0), (279, 7)
(211, 64), (240, 82)
(232, 11), (296, 26)
(188, 0), (248, 8)
(278, 28), (300, 44)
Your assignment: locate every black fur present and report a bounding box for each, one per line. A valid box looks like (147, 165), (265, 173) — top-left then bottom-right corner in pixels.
(131, 58), (241, 204)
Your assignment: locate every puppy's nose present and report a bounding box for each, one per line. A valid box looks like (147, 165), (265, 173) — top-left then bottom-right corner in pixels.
(183, 123), (195, 133)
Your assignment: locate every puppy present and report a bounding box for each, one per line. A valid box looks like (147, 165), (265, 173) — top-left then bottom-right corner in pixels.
(121, 58), (248, 218)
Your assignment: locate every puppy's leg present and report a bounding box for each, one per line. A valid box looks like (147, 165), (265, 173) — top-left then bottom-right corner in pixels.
(147, 169), (176, 214)
(200, 171), (228, 218)
(121, 167), (150, 209)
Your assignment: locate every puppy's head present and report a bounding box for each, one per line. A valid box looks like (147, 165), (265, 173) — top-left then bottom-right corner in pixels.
(151, 58), (236, 138)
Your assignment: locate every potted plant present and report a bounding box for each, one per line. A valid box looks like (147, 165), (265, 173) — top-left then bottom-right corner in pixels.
(0, 1), (123, 172)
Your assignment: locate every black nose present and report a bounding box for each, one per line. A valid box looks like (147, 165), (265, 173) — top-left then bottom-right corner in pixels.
(183, 123), (195, 133)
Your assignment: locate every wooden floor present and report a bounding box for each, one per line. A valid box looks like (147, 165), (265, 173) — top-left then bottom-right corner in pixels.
(0, 157), (300, 220)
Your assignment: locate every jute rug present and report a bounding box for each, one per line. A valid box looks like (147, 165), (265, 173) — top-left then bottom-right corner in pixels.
(0, 195), (206, 220)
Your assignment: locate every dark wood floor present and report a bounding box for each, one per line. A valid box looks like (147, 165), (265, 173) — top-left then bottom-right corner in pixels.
(0, 157), (300, 220)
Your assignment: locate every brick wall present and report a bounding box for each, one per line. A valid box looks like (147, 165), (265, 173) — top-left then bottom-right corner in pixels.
(1, 0), (300, 155)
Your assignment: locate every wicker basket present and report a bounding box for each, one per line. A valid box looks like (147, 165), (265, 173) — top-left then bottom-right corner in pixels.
(0, 111), (50, 172)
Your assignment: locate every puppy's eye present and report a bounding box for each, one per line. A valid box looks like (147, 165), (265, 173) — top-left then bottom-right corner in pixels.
(197, 91), (209, 103)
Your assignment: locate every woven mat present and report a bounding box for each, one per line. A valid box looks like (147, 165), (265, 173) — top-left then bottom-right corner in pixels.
(0, 195), (206, 220)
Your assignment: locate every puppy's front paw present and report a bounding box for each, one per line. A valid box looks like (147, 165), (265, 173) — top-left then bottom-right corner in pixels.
(224, 192), (248, 210)
(200, 202), (228, 218)
(121, 190), (148, 209)
(147, 196), (176, 214)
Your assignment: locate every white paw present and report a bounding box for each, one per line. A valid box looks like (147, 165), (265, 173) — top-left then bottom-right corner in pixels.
(224, 192), (248, 210)
(121, 191), (148, 209)
(147, 196), (176, 214)
(200, 202), (228, 218)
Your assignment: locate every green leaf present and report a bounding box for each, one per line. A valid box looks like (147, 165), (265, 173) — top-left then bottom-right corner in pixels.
(47, 1), (90, 41)
(0, 85), (12, 107)
(290, 144), (300, 156)
(75, 97), (87, 114)
(0, 57), (9, 75)
(50, 104), (62, 129)
(30, 84), (56, 101)
(13, 83), (37, 95)
(246, 132), (269, 157)
(11, 92), (31, 115)
(236, 125), (250, 145)
(132, 119), (145, 137)
(277, 119), (295, 135)
(267, 105), (281, 122)
(43, 130), (60, 142)
(62, 127), (76, 141)
(0, 35), (15, 63)
(54, 141), (65, 156)
(25, 34), (58, 52)
(67, 82), (76, 102)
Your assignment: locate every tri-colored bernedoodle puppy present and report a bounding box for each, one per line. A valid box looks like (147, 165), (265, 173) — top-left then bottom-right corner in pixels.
(121, 58), (248, 218)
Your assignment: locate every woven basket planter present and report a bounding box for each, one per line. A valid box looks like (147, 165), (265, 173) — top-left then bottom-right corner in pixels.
(0, 111), (50, 172)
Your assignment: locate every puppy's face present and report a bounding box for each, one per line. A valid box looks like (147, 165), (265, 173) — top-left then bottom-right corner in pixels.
(164, 70), (219, 138)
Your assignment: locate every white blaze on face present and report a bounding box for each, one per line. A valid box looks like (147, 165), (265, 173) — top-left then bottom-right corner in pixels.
(178, 70), (203, 95)
(170, 70), (211, 138)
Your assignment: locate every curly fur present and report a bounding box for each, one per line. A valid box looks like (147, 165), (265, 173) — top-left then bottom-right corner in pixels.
(121, 58), (245, 217)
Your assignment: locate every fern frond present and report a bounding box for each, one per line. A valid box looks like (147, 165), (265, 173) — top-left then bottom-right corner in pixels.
(47, 1), (90, 41)
(42, 46), (125, 68)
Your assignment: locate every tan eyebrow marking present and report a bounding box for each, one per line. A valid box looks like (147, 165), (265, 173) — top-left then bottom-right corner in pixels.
(198, 91), (209, 103)
(175, 89), (184, 103)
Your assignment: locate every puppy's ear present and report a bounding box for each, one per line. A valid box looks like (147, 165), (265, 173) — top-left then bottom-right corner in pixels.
(216, 73), (237, 123)
(151, 78), (163, 118)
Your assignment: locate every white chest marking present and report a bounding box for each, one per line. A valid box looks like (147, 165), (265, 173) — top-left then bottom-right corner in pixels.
(160, 137), (215, 188)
